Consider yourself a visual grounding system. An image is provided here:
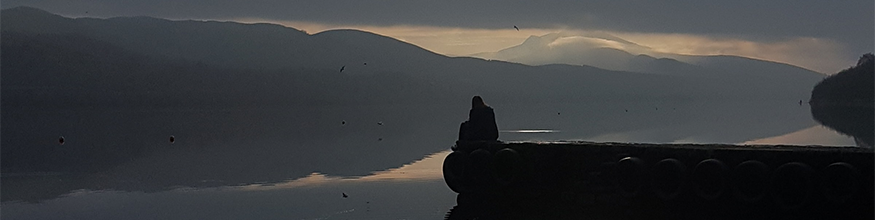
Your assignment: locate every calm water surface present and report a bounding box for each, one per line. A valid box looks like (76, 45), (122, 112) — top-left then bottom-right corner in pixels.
(1, 101), (860, 219)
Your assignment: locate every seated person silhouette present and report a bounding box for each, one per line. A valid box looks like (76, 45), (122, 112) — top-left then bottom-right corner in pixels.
(459, 96), (499, 141)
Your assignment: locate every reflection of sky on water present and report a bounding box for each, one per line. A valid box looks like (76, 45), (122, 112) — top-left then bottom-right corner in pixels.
(2, 150), (456, 220)
(742, 125), (856, 146)
(577, 126), (856, 146)
(1, 101), (862, 219)
(235, 150), (449, 191)
(501, 126), (855, 147)
(7, 122), (855, 220)
(491, 101), (855, 145)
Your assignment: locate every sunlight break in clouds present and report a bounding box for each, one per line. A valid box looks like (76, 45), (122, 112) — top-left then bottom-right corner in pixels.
(231, 19), (848, 74)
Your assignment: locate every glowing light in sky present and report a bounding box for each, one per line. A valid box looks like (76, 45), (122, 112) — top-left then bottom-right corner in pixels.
(231, 18), (850, 74)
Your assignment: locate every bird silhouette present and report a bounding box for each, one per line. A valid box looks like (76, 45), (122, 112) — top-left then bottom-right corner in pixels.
(169, 135), (175, 144)
(340, 66), (345, 72)
(342, 120), (346, 125)
(59, 136), (65, 145)
(513, 25), (519, 31)
(342, 193), (348, 198)
(377, 121), (383, 125)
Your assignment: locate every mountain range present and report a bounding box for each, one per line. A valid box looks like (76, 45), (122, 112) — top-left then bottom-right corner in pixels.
(471, 32), (824, 78)
(2, 6), (824, 109)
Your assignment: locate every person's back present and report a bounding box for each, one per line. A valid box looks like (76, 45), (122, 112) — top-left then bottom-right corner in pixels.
(459, 96), (499, 141)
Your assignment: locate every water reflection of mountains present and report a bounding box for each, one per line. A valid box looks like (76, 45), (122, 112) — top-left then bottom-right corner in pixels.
(1, 106), (458, 202)
(810, 104), (874, 147)
(809, 54), (874, 148)
(2, 100), (821, 203)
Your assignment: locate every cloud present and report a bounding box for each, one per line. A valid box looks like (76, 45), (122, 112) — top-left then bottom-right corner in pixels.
(541, 33), (653, 55)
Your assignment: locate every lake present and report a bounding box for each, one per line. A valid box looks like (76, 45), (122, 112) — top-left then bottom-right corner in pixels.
(0, 101), (861, 219)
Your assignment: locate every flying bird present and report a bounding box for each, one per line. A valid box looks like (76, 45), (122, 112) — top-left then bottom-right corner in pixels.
(342, 120), (346, 125)
(377, 121), (383, 125)
(340, 66), (345, 72)
(513, 25), (519, 31)
(169, 135), (175, 144)
(342, 193), (349, 198)
(59, 136), (65, 145)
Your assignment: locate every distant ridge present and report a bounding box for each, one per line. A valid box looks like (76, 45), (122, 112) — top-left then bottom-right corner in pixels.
(810, 53), (875, 106)
(2, 6), (823, 107)
(2, 6), (447, 72)
(472, 32), (824, 79)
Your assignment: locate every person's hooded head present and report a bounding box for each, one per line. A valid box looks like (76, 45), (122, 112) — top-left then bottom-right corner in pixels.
(472, 96), (488, 109)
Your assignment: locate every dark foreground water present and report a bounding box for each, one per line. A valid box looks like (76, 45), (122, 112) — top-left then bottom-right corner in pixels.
(1, 101), (862, 219)
(3, 153), (456, 219)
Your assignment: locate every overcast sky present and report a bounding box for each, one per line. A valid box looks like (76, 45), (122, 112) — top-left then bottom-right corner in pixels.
(4, 0), (873, 73)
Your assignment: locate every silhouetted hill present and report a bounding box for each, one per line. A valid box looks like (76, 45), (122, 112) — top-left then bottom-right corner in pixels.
(627, 54), (707, 76)
(2, 7), (445, 73)
(0, 31), (449, 108)
(808, 54), (874, 147)
(675, 54), (823, 83)
(810, 53), (875, 106)
(2, 6), (819, 106)
(0, 7), (78, 33)
(472, 32), (825, 84)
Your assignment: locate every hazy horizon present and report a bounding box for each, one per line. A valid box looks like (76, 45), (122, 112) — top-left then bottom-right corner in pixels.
(3, 1), (872, 74)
